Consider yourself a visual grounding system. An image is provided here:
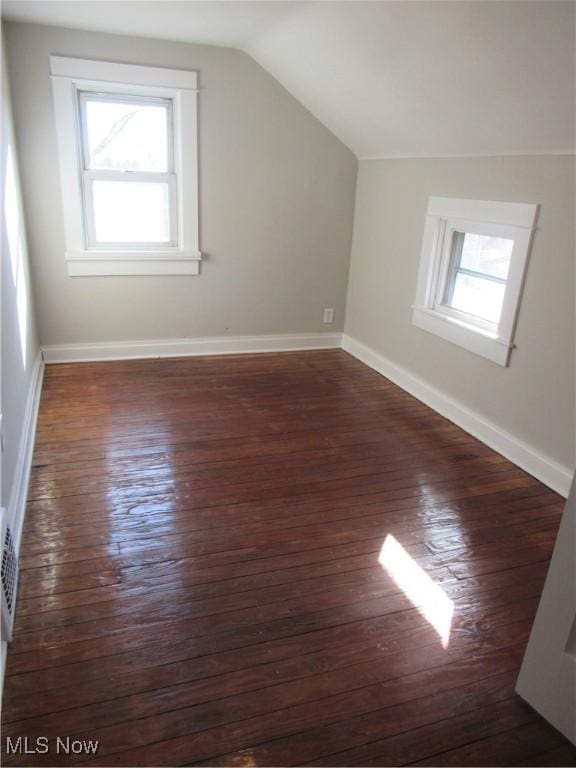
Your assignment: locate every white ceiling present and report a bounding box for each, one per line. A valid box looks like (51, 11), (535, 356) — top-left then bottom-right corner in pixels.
(2, 0), (574, 158)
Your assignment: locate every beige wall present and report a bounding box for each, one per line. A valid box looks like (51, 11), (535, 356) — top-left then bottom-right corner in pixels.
(3, 22), (357, 345)
(345, 155), (575, 469)
(1, 36), (40, 514)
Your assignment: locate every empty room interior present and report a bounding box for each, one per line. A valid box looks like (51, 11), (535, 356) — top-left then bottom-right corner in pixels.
(1, 1), (576, 766)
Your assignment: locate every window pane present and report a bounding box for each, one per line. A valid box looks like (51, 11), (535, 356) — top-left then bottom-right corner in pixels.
(449, 272), (505, 324)
(457, 232), (514, 279)
(92, 181), (171, 243)
(83, 97), (169, 172)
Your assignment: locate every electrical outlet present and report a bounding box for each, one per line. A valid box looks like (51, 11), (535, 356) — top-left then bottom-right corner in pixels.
(323, 308), (335, 324)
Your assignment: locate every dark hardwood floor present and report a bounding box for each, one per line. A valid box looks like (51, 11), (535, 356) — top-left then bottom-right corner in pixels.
(2, 349), (575, 767)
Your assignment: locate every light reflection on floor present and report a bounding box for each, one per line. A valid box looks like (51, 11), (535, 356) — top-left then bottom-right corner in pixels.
(379, 533), (454, 648)
(104, 425), (180, 529)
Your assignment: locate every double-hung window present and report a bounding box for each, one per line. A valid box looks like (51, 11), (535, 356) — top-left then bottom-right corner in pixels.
(50, 56), (201, 276)
(440, 228), (513, 329)
(412, 197), (538, 366)
(79, 91), (177, 250)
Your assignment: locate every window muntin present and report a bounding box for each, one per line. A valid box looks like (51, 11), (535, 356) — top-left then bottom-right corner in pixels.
(78, 91), (177, 250)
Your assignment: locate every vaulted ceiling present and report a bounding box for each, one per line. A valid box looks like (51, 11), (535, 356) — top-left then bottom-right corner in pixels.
(3, 0), (574, 158)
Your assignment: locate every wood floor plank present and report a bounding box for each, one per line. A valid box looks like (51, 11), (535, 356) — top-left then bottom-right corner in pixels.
(3, 574), (543, 705)
(410, 720), (566, 766)
(206, 677), (538, 767)
(2, 350), (574, 767)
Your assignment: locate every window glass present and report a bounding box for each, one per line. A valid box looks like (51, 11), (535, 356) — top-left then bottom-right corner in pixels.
(83, 97), (169, 172)
(449, 272), (506, 324)
(92, 180), (171, 243)
(456, 232), (514, 279)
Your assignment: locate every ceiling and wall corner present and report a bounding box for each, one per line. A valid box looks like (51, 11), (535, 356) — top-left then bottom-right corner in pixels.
(2, 0), (574, 159)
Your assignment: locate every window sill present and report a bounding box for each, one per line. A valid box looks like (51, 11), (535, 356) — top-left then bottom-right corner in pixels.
(412, 305), (512, 366)
(65, 251), (202, 276)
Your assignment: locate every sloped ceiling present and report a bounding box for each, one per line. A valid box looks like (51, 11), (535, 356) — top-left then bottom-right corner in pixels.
(2, 0), (574, 158)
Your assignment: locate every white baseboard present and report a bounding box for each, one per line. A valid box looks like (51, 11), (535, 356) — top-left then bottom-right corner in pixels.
(7, 353), (44, 550)
(342, 334), (573, 497)
(42, 332), (343, 363)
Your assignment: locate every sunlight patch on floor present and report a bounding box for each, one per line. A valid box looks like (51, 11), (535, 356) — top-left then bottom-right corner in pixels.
(379, 533), (454, 648)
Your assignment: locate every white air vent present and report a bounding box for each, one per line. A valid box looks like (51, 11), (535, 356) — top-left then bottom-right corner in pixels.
(1, 509), (18, 642)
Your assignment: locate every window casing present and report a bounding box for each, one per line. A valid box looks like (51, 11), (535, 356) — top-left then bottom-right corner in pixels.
(412, 197), (538, 366)
(50, 56), (201, 276)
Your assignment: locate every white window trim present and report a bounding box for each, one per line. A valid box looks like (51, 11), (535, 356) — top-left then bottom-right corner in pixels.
(50, 55), (201, 276)
(412, 196), (538, 367)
